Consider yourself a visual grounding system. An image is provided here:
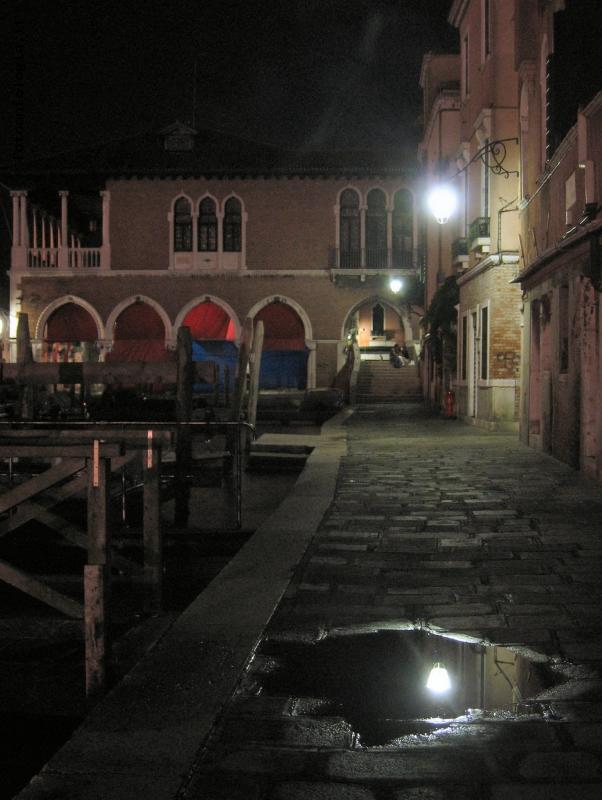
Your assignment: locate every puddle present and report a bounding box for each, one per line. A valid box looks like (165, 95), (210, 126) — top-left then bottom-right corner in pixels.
(258, 629), (571, 746)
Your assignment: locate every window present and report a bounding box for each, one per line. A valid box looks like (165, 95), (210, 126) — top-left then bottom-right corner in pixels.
(174, 197), (192, 252)
(392, 189), (413, 268)
(366, 189), (387, 267)
(480, 305), (489, 380)
(339, 189), (360, 268)
(482, 0), (492, 59)
(223, 197), (241, 252)
(198, 197), (217, 252)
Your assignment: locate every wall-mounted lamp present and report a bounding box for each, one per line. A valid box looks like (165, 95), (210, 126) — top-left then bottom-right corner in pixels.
(389, 277), (403, 293)
(428, 138), (519, 225)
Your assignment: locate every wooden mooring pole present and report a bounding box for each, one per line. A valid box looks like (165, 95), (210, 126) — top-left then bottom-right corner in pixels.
(143, 432), (162, 612)
(85, 443), (111, 699)
(175, 326), (193, 528)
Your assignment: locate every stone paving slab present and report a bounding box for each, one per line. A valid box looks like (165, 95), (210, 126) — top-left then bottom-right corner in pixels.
(185, 404), (602, 799)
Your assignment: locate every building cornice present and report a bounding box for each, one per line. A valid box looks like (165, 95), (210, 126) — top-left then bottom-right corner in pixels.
(457, 252), (520, 286)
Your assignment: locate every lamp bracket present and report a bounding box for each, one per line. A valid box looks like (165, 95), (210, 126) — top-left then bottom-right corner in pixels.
(457, 138), (519, 179)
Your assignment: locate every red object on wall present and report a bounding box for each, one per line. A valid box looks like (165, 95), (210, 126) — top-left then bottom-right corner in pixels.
(255, 302), (305, 350)
(45, 303), (98, 342)
(443, 390), (456, 418)
(183, 301), (235, 340)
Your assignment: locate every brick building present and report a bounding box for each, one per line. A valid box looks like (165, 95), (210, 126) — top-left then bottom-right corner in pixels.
(515, 0), (602, 477)
(6, 124), (423, 392)
(421, 0), (524, 428)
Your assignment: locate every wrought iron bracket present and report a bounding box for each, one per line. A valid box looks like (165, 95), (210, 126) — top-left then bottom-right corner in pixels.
(457, 138), (519, 179)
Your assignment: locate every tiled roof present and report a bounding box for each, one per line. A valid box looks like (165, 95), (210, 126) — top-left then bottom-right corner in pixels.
(1, 125), (415, 182)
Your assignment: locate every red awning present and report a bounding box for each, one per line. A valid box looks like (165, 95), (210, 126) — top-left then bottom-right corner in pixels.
(255, 303), (305, 350)
(183, 301), (235, 340)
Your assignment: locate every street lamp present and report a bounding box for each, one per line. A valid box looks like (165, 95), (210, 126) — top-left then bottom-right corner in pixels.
(427, 138), (519, 225)
(426, 662), (451, 694)
(427, 185), (458, 225)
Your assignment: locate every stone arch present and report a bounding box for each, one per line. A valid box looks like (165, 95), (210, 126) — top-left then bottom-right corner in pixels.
(246, 295), (313, 344)
(341, 296), (413, 344)
(106, 295), (173, 345)
(35, 295), (103, 340)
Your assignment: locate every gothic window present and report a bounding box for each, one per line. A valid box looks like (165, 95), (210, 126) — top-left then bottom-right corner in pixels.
(174, 197), (192, 252)
(223, 197), (242, 252)
(366, 189), (387, 268)
(339, 189), (360, 268)
(198, 197), (217, 252)
(392, 190), (413, 268)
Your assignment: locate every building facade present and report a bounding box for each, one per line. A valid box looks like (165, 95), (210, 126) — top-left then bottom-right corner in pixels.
(6, 125), (423, 392)
(516, 0), (602, 477)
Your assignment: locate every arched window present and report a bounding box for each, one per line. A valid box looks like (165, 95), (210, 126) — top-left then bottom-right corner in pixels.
(198, 197), (217, 251)
(366, 189), (387, 268)
(223, 197), (242, 252)
(392, 190), (414, 268)
(339, 189), (360, 268)
(174, 197), (192, 252)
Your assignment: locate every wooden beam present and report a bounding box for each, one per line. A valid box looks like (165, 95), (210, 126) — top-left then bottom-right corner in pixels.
(0, 458), (85, 516)
(230, 317), (254, 422)
(0, 558), (83, 618)
(0, 361), (178, 385)
(175, 326), (193, 528)
(0, 443), (125, 459)
(84, 564), (107, 698)
(247, 319), (264, 430)
(0, 453), (137, 537)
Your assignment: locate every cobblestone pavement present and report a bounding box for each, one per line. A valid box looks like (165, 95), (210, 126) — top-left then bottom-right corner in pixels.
(183, 404), (602, 800)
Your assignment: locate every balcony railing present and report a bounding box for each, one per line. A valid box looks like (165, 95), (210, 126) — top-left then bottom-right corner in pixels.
(468, 217), (490, 247)
(24, 246), (103, 269)
(330, 247), (424, 270)
(28, 247), (59, 268)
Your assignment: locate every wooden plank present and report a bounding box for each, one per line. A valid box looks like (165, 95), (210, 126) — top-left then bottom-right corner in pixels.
(0, 429), (173, 447)
(0, 453), (137, 538)
(84, 564), (107, 698)
(0, 458), (85, 515)
(0, 361), (178, 385)
(0, 443), (125, 459)
(0, 558), (84, 618)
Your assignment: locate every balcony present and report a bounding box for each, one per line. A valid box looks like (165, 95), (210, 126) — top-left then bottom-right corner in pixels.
(468, 217), (491, 254)
(451, 237), (469, 269)
(330, 247), (424, 271)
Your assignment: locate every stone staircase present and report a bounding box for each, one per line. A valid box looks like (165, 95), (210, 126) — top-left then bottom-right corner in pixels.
(355, 359), (422, 403)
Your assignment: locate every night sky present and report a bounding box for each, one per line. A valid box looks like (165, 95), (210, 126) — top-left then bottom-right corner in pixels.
(1, 0), (458, 161)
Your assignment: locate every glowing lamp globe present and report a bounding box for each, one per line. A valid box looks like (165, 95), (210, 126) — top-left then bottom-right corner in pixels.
(389, 278), (403, 293)
(426, 662), (451, 693)
(427, 185), (458, 224)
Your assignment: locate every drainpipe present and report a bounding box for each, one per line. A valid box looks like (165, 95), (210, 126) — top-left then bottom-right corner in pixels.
(497, 196), (519, 254)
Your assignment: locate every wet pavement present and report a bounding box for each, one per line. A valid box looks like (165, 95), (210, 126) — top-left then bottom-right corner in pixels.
(182, 404), (602, 800)
(16, 404), (602, 799)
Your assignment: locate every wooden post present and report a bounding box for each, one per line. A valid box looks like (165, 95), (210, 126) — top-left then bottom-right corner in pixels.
(247, 320), (264, 431)
(16, 312), (35, 420)
(175, 326), (193, 528)
(213, 363), (220, 408)
(143, 433), (162, 612)
(230, 318), (253, 422)
(86, 446), (111, 697)
(224, 364), (230, 408)
(84, 564), (106, 699)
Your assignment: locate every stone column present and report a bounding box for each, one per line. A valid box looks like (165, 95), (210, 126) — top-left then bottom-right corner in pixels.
(59, 191), (69, 268)
(100, 190), (111, 269)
